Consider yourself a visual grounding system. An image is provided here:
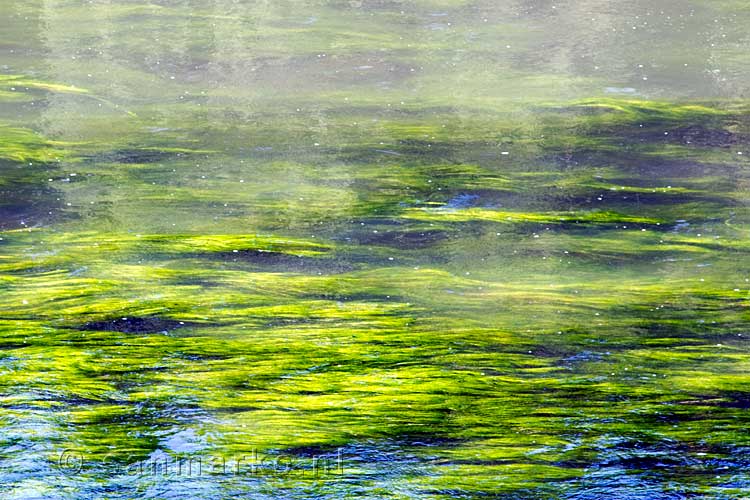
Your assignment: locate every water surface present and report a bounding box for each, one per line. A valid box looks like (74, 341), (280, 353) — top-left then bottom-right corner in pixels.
(1, 1), (750, 498)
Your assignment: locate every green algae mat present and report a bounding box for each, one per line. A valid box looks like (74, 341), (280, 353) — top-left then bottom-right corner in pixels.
(1, 1), (750, 499)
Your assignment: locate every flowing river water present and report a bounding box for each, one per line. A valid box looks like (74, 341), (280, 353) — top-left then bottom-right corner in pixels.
(1, 1), (750, 498)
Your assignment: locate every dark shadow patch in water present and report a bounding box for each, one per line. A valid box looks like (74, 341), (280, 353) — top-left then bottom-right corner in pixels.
(445, 193), (481, 208)
(594, 452), (699, 472)
(0, 199), (63, 230)
(654, 125), (739, 148)
(350, 229), (450, 249)
(563, 473), (697, 500)
(0, 341), (37, 350)
(211, 250), (356, 274)
(337, 140), (485, 165)
(677, 392), (750, 410)
(547, 149), (741, 180)
(83, 149), (191, 165)
(597, 175), (736, 191)
(417, 186), (735, 223)
(73, 317), (200, 334)
(581, 435), (750, 477)
(589, 122), (742, 150)
(551, 191), (732, 212)
(714, 393), (750, 410)
(280, 445), (341, 458)
(0, 159), (68, 230)
(627, 319), (749, 343)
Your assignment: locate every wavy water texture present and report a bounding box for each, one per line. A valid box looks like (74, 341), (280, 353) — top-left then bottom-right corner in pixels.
(1, 1), (750, 499)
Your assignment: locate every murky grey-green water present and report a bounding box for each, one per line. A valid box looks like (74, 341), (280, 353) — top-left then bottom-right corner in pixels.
(1, 1), (750, 498)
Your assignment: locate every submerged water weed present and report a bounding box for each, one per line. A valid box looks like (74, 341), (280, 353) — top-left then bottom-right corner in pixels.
(0, 74), (87, 100)
(0, 125), (70, 163)
(0, 92), (749, 498)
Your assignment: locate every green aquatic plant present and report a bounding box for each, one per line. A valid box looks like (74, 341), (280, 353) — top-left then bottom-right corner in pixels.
(0, 91), (749, 498)
(561, 98), (729, 121)
(0, 73), (138, 117)
(402, 207), (664, 225)
(0, 74), (88, 100)
(0, 125), (70, 163)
